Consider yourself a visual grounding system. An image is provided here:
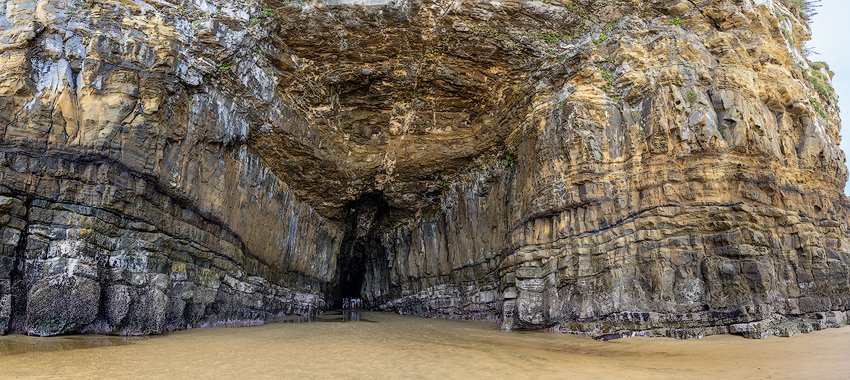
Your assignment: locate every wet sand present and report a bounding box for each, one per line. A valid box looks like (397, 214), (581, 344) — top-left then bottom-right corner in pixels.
(1, 312), (849, 379)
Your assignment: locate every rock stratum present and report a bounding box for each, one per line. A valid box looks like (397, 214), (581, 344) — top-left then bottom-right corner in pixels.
(1, 0), (848, 338)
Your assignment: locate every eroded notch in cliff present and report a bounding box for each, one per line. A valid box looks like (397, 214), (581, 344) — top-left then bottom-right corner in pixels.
(331, 194), (390, 308)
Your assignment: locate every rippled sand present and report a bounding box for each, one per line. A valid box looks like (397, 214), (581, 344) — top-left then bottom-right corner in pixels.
(2, 312), (849, 379)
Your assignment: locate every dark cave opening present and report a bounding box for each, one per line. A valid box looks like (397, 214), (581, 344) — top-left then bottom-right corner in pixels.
(330, 193), (390, 309)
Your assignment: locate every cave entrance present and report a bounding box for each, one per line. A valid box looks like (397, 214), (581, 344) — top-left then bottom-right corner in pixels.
(331, 193), (389, 309)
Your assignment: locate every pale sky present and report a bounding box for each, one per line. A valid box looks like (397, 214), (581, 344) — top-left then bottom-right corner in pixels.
(809, 0), (850, 193)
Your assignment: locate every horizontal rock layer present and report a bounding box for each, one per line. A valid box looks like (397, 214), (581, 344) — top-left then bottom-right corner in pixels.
(0, 150), (328, 335)
(1, 0), (848, 338)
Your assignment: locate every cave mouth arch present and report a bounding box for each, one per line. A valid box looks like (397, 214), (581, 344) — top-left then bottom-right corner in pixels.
(331, 193), (390, 309)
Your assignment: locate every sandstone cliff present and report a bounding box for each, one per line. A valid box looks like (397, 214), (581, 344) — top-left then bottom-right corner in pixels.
(1, 0), (848, 338)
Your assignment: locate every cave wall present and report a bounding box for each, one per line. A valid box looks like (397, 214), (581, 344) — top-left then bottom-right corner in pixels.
(373, 168), (510, 320)
(0, 0), (341, 335)
(367, 0), (850, 338)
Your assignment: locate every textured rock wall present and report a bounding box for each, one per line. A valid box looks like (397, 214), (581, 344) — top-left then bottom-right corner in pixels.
(0, 0), (341, 335)
(372, 166), (510, 319)
(518, 0), (850, 336)
(365, 0), (850, 338)
(1, 0), (849, 339)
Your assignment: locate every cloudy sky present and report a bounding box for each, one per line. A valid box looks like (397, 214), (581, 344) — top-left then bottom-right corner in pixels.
(809, 0), (849, 193)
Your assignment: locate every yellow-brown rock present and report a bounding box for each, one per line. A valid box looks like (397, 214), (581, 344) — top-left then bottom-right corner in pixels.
(0, 0), (847, 338)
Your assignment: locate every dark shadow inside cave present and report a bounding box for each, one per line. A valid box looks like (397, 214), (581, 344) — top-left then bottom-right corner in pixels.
(330, 193), (390, 309)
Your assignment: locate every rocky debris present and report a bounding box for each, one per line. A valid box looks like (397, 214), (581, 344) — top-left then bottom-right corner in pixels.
(0, 0), (848, 338)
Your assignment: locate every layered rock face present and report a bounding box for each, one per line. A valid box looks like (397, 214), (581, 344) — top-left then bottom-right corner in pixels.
(1, 0), (848, 338)
(0, 0), (341, 335)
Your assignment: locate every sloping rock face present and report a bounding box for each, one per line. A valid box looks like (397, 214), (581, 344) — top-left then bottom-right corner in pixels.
(1, 0), (848, 338)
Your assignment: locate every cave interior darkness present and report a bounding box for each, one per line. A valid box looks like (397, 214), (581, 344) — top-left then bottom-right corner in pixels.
(330, 193), (391, 309)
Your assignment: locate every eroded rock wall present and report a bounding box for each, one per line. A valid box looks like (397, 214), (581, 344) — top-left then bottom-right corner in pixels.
(368, 0), (850, 338)
(1, 0), (848, 339)
(370, 166), (511, 320)
(0, 0), (341, 335)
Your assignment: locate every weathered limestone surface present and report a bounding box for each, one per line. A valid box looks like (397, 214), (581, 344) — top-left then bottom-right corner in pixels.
(1, 0), (848, 338)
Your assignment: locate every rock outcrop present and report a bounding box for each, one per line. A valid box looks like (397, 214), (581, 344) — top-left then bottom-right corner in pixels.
(1, 0), (848, 338)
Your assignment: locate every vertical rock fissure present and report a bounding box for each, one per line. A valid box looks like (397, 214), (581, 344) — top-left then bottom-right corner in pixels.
(331, 194), (390, 309)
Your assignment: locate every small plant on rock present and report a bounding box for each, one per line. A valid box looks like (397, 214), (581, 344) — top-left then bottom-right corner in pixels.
(500, 153), (516, 169)
(687, 90), (698, 105)
(593, 33), (608, 45)
(811, 98), (828, 119)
